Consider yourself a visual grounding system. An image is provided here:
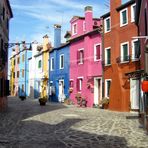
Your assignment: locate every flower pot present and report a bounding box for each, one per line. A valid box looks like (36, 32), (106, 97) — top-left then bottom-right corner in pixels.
(39, 98), (47, 106)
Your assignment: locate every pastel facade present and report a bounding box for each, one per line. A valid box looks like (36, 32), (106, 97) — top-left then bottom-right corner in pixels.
(10, 49), (16, 96)
(18, 42), (32, 97)
(69, 6), (102, 107)
(0, 0), (13, 110)
(49, 25), (70, 102)
(101, 0), (139, 112)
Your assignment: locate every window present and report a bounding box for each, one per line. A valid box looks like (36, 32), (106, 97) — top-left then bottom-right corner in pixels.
(17, 71), (19, 78)
(38, 60), (41, 68)
(14, 59), (15, 65)
(77, 49), (84, 64)
(120, 42), (129, 62)
(105, 47), (111, 65)
(83, 21), (86, 31)
(0, 39), (3, 58)
(22, 84), (24, 93)
(3, 7), (5, 20)
(22, 54), (25, 62)
(22, 69), (24, 77)
(131, 39), (140, 60)
(77, 77), (83, 91)
(104, 17), (111, 33)
(120, 8), (128, 27)
(105, 79), (111, 98)
(13, 72), (15, 78)
(94, 44), (101, 61)
(70, 79), (74, 87)
(60, 54), (64, 69)
(131, 4), (136, 22)
(72, 23), (77, 35)
(50, 57), (54, 71)
(17, 57), (20, 64)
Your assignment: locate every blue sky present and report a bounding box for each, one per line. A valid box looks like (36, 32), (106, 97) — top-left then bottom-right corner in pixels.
(9, 0), (129, 44)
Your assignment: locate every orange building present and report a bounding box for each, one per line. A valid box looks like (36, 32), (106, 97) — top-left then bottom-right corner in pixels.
(101, 0), (140, 112)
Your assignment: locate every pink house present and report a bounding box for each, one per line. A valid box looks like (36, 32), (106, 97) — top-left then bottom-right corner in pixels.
(69, 6), (102, 107)
(14, 43), (20, 96)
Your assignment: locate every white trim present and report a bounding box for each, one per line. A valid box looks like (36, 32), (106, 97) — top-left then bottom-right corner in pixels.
(72, 22), (77, 35)
(105, 79), (112, 98)
(94, 43), (101, 61)
(50, 57), (54, 71)
(94, 77), (102, 105)
(131, 39), (139, 61)
(131, 3), (136, 22)
(78, 48), (84, 51)
(78, 48), (84, 64)
(77, 77), (83, 91)
(59, 54), (64, 69)
(104, 16), (111, 33)
(120, 8), (128, 27)
(120, 41), (129, 63)
(70, 79), (74, 81)
(77, 76), (84, 79)
(105, 47), (111, 65)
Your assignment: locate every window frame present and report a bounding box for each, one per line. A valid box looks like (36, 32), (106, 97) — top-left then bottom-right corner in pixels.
(105, 79), (111, 98)
(22, 54), (25, 62)
(120, 8), (128, 27)
(59, 54), (64, 69)
(131, 39), (139, 61)
(105, 47), (111, 66)
(83, 21), (86, 32)
(50, 57), (54, 71)
(131, 3), (136, 22)
(94, 43), (101, 61)
(72, 23), (77, 35)
(120, 42), (129, 63)
(77, 77), (83, 92)
(104, 16), (111, 33)
(78, 48), (84, 65)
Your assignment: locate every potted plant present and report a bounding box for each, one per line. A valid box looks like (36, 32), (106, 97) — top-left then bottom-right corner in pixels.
(39, 96), (47, 106)
(81, 98), (87, 107)
(69, 87), (73, 93)
(75, 93), (82, 105)
(100, 97), (109, 109)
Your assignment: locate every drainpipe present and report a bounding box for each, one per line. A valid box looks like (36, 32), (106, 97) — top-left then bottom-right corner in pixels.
(100, 18), (105, 98)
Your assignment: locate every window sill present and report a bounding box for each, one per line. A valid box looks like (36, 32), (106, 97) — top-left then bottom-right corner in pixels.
(120, 61), (129, 64)
(60, 67), (64, 70)
(78, 63), (84, 65)
(131, 58), (139, 62)
(120, 23), (128, 27)
(105, 64), (111, 66)
(105, 30), (111, 33)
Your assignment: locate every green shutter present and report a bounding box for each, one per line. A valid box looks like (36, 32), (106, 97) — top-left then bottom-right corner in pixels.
(122, 10), (127, 24)
(107, 49), (111, 64)
(123, 44), (128, 61)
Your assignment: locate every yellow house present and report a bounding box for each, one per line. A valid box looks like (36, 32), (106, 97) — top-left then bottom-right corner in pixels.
(10, 54), (15, 96)
(41, 35), (51, 98)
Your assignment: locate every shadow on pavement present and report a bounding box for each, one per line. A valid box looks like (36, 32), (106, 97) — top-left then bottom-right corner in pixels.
(0, 118), (128, 148)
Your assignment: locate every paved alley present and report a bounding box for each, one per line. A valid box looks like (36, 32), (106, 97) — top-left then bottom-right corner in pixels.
(0, 97), (148, 148)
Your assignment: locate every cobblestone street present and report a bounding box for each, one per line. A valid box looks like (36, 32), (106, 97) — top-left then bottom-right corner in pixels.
(0, 97), (148, 148)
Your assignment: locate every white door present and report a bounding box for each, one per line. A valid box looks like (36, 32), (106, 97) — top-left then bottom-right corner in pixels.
(130, 79), (140, 110)
(58, 80), (65, 102)
(94, 78), (101, 105)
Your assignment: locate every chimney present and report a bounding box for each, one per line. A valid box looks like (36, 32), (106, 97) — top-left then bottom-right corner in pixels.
(85, 6), (93, 32)
(54, 24), (61, 48)
(43, 34), (49, 51)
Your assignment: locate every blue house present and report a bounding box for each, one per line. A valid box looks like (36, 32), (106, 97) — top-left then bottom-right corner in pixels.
(49, 24), (70, 102)
(18, 42), (32, 97)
